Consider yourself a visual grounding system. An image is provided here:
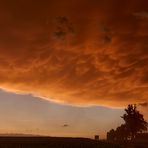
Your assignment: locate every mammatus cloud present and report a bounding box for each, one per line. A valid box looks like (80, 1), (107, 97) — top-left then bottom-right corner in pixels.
(133, 12), (148, 19)
(139, 102), (148, 107)
(139, 102), (148, 120)
(0, 0), (148, 107)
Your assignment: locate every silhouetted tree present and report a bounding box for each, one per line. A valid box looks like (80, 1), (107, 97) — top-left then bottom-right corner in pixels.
(121, 104), (148, 140)
(107, 104), (148, 142)
(107, 129), (116, 141)
(107, 125), (128, 142)
(115, 124), (128, 142)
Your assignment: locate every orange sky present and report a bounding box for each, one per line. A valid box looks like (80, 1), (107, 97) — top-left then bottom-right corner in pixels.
(0, 0), (148, 107)
(0, 0), (148, 139)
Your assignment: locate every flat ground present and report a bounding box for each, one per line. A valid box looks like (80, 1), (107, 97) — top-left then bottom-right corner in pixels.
(0, 137), (122, 148)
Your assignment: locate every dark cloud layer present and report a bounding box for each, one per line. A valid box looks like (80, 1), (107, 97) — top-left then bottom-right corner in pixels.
(0, 0), (148, 107)
(139, 102), (148, 107)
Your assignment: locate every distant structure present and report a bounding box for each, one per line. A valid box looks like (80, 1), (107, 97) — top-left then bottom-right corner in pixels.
(94, 135), (99, 141)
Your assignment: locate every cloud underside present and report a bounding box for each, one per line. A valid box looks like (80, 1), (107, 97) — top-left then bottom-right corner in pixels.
(0, 0), (148, 107)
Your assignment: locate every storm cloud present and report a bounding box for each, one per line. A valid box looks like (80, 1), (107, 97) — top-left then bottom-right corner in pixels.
(0, 0), (148, 107)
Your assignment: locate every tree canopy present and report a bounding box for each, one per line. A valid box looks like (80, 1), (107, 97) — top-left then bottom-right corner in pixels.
(107, 104), (148, 142)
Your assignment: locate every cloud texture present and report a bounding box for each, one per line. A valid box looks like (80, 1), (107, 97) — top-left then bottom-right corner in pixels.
(0, 0), (148, 107)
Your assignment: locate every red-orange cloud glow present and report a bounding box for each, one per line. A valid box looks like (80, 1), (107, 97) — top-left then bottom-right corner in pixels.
(0, 0), (148, 107)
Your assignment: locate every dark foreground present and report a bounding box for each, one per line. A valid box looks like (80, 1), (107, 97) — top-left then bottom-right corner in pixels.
(0, 137), (147, 148)
(0, 137), (121, 148)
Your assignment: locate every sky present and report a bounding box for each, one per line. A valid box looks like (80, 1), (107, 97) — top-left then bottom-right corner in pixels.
(0, 89), (124, 139)
(0, 0), (148, 138)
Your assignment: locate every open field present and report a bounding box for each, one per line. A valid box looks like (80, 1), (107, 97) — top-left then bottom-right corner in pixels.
(0, 137), (147, 148)
(0, 137), (122, 148)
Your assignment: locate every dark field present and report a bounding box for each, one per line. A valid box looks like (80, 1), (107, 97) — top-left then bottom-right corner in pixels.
(0, 137), (147, 148)
(0, 137), (122, 148)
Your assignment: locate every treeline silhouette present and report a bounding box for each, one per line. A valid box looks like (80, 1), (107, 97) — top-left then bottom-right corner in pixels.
(107, 104), (148, 142)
